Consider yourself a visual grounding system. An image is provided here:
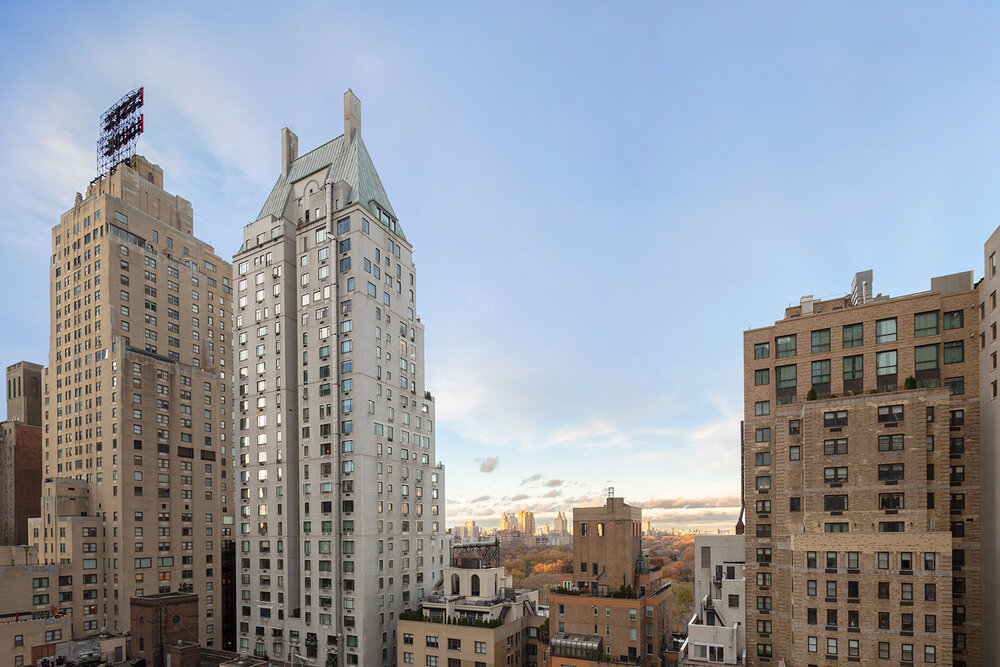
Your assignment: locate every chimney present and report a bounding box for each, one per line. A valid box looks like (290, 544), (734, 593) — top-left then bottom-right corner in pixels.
(344, 89), (361, 144)
(281, 127), (298, 179)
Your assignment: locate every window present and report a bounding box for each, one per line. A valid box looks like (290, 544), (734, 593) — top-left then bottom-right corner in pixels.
(843, 355), (863, 381)
(789, 497), (801, 512)
(915, 344), (939, 371)
(945, 376), (965, 395)
(808, 636), (817, 653)
(789, 445), (801, 461)
(878, 434), (904, 451)
(880, 521), (905, 533)
(950, 409), (965, 426)
(878, 582), (890, 599)
(878, 405), (903, 422)
(825, 522), (849, 533)
(754, 369), (770, 386)
(754, 401), (770, 416)
(879, 642), (890, 659)
(776, 364), (796, 388)
(876, 318), (897, 343)
(824, 495), (848, 511)
(757, 644), (772, 658)
(824, 466), (848, 483)
(756, 476), (771, 492)
(951, 465), (965, 483)
(755, 452), (771, 466)
(756, 499), (771, 513)
(944, 340), (964, 364)
(823, 438), (848, 455)
(827, 637), (838, 656)
(806, 580), (817, 596)
(878, 463), (905, 481)
(776, 335), (796, 358)
(806, 551), (818, 568)
(842, 323), (863, 348)
(943, 310), (963, 330)
(811, 329), (830, 353)
(788, 419), (801, 435)
(754, 342), (770, 359)
(755, 428), (771, 443)
(914, 311), (938, 337)
(876, 350), (897, 376)
(924, 552), (937, 571)
(879, 493), (904, 510)
(811, 359), (831, 385)
(925, 645), (936, 663)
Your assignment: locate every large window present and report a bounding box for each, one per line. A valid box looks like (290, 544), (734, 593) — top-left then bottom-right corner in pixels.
(776, 335), (797, 359)
(777, 365), (797, 388)
(754, 342), (770, 359)
(843, 355), (863, 380)
(842, 323), (863, 348)
(811, 329), (830, 353)
(876, 350), (897, 376)
(914, 344), (938, 371)
(914, 311), (938, 337)
(943, 310), (964, 330)
(811, 360), (831, 385)
(876, 318), (897, 343)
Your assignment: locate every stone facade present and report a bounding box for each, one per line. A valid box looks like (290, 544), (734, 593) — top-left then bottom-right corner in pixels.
(743, 271), (982, 665)
(36, 154), (233, 645)
(234, 91), (446, 667)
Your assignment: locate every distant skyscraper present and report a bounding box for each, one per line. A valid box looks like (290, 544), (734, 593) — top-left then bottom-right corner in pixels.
(517, 509), (535, 536)
(33, 154), (233, 643)
(500, 512), (516, 531)
(553, 510), (568, 534)
(234, 90), (446, 666)
(744, 270), (982, 665)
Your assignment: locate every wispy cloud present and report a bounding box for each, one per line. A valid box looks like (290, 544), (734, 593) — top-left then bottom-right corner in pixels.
(637, 496), (741, 510)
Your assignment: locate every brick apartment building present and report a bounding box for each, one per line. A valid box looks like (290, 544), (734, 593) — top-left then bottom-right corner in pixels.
(743, 269), (982, 665)
(548, 495), (674, 665)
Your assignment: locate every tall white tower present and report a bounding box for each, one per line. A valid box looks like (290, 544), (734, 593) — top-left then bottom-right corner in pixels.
(234, 90), (446, 666)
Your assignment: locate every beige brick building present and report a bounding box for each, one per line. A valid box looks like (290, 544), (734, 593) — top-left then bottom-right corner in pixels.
(548, 495), (674, 666)
(32, 154), (234, 646)
(743, 270), (982, 666)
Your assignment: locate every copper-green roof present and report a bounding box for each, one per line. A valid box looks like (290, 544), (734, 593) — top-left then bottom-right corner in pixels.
(257, 133), (400, 238)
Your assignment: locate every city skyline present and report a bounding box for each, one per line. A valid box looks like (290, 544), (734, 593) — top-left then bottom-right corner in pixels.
(3, 3), (1000, 531)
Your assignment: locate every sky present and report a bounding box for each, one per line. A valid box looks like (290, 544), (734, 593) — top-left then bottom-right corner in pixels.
(2, 2), (999, 532)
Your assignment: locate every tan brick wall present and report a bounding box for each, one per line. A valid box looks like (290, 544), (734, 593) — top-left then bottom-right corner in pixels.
(743, 286), (982, 665)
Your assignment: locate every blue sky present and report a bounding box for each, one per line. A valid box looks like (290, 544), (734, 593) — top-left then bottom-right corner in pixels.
(2, 2), (999, 531)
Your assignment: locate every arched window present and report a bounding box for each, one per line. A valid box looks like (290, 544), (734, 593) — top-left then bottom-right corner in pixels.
(451, 573), (460, 595)
(471, 574), (480, 596)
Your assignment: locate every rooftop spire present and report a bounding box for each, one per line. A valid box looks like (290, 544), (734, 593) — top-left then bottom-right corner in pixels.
(344, 89), (361, 144)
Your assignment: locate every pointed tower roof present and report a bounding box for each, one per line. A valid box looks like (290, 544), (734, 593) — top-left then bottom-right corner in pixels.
(255, 90), (403, 239)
